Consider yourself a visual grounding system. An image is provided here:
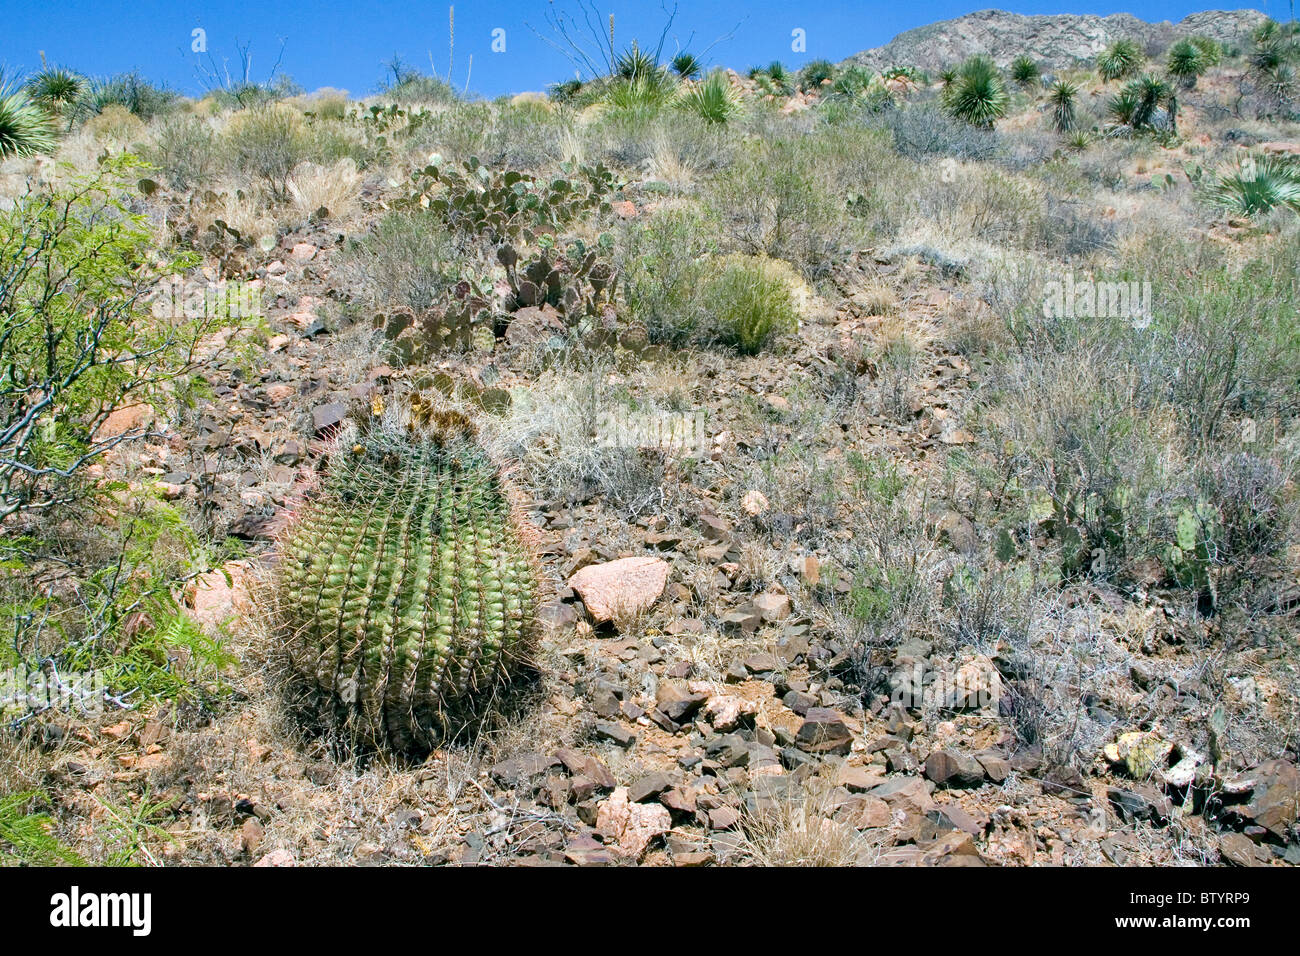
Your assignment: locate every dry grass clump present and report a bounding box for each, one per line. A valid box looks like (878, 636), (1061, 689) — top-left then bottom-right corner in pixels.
(287, 157), (362, 219)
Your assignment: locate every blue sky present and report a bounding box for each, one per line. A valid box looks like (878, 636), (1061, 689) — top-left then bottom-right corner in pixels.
(1, 2), (1288, 99)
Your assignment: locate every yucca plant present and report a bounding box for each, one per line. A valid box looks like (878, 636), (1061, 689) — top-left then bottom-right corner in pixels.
(1166, 39), (1206, 89)
(1048, 78), (1080, 132)
(1189, 36), (1223, 68)
(1106, 87), (1140, 127)
(1130, 74), (1175, 130)
(828, 65), (872, 99)
(942, 55), (1009, 129)
(1097, 38), (1143, 81)
(938, 67), (957, 88)
(548, 77), (584, 103)
(798, 59), (836, 91)
(671, 52), (702, 80)
(615, 42), (660, 81)
(1208, 153), (1300, 216)
(0, 76), (57, 159)
(766, 61), (793, 95)
(678, 69), (739, 124)
(26, 67), (84, 114)
(605, 71), (676, 116)
(1010, 55), (1041, 87)
(275, 408), (541, 752)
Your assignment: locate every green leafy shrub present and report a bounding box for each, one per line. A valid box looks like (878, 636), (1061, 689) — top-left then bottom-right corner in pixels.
(274, 414), (541, 751)
(147, 114), (219, 190)
(707, 139), (844, 280)
(702, 255), (799, 354)
(618, 206), (720, 346)
(0, 156), (229, 519)
(224, 105), (317, 199)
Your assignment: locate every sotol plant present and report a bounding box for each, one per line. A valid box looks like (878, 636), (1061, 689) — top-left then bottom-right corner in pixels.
(1209, 152), (1300, 216)
(274, 409), (541, 751)
(0, 74), (57, 159)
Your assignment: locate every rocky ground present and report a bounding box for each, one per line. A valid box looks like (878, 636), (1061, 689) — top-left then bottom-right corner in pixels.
(11, 174), (1292, 868)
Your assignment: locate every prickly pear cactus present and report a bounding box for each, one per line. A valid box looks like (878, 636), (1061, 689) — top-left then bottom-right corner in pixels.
(275, 414), (540, 751)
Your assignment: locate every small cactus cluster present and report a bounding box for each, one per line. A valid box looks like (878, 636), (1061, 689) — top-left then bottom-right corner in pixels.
(1168, 500), (1219, 601)
(275, 411), (540, 751)
(498, 240), (618, 321)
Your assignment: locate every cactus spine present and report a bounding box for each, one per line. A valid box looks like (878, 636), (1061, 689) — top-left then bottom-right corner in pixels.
(276, 418), (539, 751)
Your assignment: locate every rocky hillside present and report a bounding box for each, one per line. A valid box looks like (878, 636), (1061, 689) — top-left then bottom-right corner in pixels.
(840, 8), (1269, 73)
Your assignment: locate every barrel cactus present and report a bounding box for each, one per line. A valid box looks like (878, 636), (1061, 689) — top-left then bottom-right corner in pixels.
(274, 409), (540, 751)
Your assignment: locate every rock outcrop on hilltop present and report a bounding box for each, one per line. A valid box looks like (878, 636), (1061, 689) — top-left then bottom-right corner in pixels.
(840, 8), (1270, 73)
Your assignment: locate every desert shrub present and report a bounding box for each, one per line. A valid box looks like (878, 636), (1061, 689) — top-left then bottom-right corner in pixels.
(147, 114), (219, 189)
(484, 101), (571, 170)
(878, 103), (1001, 161)
(223, 105), (316, 199)
(583, 110), (735, 175)
(701, 255), (799, 354)
(706, 138), (845, 279)
(84, 104), (145, 145)
(408, 101), (494, 162)
(618, 206), (721, 346)
(972, 236), (1300, 597)
(208, 75), (303, 111)
(381, 61), (457, 106)
(301, 89), (350, 120)
(340, 209), (464, 311)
